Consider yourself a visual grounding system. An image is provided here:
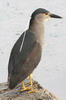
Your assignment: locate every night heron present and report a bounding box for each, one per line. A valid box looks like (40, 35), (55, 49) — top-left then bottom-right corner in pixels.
(8, 8), (62, 93)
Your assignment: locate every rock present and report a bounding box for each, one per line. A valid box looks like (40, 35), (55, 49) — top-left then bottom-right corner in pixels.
(0, 80), (61, 100)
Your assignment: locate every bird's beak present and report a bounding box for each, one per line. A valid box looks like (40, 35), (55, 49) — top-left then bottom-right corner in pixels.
(49, 13), (62, 19)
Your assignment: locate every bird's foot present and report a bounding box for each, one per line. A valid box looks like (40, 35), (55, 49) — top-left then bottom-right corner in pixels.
(28, 89), (36, 93)
(20, 87), (30, 92)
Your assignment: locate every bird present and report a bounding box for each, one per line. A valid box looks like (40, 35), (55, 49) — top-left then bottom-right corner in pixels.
(8, 8), (62, 93)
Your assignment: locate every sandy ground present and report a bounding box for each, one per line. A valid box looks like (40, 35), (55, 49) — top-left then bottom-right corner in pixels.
(0, 0), (66, 100)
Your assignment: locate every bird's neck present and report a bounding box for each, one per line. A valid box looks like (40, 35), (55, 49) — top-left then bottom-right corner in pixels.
(29, 18), (44, 46)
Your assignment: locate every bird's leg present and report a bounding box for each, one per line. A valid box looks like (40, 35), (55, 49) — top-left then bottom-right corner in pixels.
(22, 81), (26, 89)
(28, 74), (36, 93)
(20, 81), (30, 92)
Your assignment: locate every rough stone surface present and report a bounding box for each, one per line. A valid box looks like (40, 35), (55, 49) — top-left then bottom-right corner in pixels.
(0, 80), (61, 100)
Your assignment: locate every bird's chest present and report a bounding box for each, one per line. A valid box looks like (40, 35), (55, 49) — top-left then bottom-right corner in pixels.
(35, 31), (44, 46)
(30, 23), (44, 46)
(23, 42), (42, 70)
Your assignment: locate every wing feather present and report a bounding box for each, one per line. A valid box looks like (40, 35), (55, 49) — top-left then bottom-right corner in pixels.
(8, 30), (41, 89)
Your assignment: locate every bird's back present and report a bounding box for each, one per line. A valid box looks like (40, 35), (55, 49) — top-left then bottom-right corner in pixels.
(8, 30), (42, 89)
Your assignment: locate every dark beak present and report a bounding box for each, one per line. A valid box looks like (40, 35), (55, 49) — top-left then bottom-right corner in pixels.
(49, 13), (62, 19)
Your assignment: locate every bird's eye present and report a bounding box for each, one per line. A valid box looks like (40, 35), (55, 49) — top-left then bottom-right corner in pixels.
(45, 13), (48, 15)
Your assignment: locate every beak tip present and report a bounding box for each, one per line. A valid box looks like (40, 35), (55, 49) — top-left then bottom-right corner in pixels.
(60, 17), (63, 19)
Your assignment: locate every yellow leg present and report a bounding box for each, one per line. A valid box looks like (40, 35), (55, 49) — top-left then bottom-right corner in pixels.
(28, 74), (36, 93)
(20, 81), (30, 92)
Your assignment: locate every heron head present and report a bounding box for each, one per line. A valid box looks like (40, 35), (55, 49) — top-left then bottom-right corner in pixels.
(31, 8), (62, 22)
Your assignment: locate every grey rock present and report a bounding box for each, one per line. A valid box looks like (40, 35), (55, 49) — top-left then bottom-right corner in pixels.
(0, 80), (61, 100)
